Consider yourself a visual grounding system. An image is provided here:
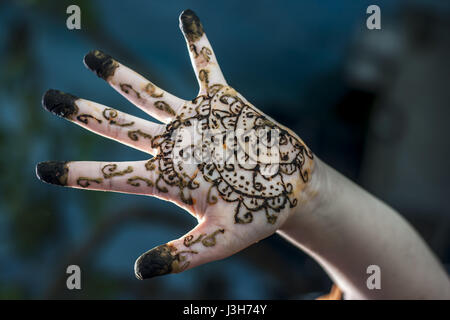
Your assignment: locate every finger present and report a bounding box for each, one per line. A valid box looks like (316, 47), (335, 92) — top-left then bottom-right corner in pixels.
(42, 89), (165, 155)
(84, 50), (186, 123)
(134, 221), (235, 280)
(179, 9), (227, 95)
(36, 160), (166, 197)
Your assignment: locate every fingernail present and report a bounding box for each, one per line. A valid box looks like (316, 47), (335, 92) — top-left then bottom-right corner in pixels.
(36, 161), (69, 186)
(134, 244), (176, 280)
(42, 89), (79, 118)
(83, 50), (119, 80)
(179, 9), (204, 42)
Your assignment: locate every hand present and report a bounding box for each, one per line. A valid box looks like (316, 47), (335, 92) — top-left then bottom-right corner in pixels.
(36, 9), (315, 280)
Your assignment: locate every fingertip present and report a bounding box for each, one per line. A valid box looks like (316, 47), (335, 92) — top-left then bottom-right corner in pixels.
(134, 244), (176, 280)
(36, 161), (70, 186)
(83, 49), (118, 80)
(42, 89), (79, 118)
(179, 9), (204, 42)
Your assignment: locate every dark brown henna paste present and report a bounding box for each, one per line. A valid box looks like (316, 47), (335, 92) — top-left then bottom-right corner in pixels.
(154, 101), (176, 116)
(200, 46), (212, 62)
(151, 84), (314, 224)
(189, 44), (199, 58)
(179, 9), (204, 42)
(145, 159), (157, 171)
(127, 176), (153, 187)
(201, 229), (225, 247)
(77, 177), (103, 188)
(119, 83), (141, 99)
(134, 244), (197, 280)
(42, 89), (79, 119)
(36, 161), (70, 186)
(102, 108), (135, 127)
(144, 83), (163, 98)
(184, 229), (225, 248)
(77, 114), (102, 124)
(128, 130), (153, 141)
(184, 234), (205, 247)
(84, 50), (119, 80)
(101, 164), (133, 178)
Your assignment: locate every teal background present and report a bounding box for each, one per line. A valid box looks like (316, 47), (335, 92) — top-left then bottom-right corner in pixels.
(0, 0), (449, 299)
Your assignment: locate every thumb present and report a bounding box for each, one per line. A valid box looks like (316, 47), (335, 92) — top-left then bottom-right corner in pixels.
(134, 221), (233, 280)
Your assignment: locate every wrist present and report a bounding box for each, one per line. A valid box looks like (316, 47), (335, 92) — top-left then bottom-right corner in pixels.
(279, 155), (330, 231)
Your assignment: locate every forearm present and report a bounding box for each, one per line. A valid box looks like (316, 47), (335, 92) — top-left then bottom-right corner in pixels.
(278, 157), (450, 299)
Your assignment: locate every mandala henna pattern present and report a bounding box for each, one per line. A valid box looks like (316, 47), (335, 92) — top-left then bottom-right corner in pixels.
(148, 80), (314, 225)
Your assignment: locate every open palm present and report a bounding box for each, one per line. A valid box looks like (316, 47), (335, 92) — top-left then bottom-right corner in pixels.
(37, 9), (314, 280)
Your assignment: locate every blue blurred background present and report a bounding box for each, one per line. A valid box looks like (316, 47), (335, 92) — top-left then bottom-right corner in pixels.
(0, 0), (449, 299)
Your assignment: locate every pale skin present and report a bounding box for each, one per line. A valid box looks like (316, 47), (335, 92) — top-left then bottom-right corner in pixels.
(36, 9), (450, 299)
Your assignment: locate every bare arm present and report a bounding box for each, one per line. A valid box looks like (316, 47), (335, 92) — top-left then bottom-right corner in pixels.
(279, 157), (450, 299)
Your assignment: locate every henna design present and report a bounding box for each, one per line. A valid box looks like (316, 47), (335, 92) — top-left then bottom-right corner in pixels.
(102, 108), (135, 127)
(127, 176), (153, 187)
(198, 69), (209, 90)
(120, 83), (141, 99)
(144, 83), (163, 98)
(151, 83), (313, 224)
(128, 129), (152, 141)
(77, 177), (103, 188)
(184, 229), (225, 248)
(84, 50), (119, 80)
(199, 46), (212, 62)
(206, 184), (218, 204)
(134, 244), (198, 279)
(101, 164), (133, 178)
(180, 9), (204, 42)
(36, 161), (70, 186)
(42, 89), (79, 119)
(184, 233), (205, 247)
(201, 229), (225, 247)
(77, 114), (102, 124)
(145, 159), (156, 171)
(154, 101), (176, 116)
(189, 44), (199, 58)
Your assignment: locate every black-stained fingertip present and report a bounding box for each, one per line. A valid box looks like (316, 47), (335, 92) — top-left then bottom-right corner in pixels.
(36, 161), (69, 186)
(179, 9), (204, 42)
(83, 50), (119, 80)
(134, 244), (176, 280)
(42, 89), (79, 118)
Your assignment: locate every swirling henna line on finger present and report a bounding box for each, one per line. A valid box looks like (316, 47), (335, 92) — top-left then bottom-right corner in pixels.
(101, 164), (133, 178)
(76, 114), (103, 124)
(77, 177), (103, 188)
(199, 69), (210, 92)
(183, 229), (225, 248)
(127, 176), (153, 187)
(184, 233), (206, 247)
(154, 101), (176, 116)
(120, 83), (141, 99)
(128, 130), (152, 141)
(102, 108), (135, 127)
(144, 83), (163, 98)
(189, 44), (199, 58)
(145, 159), (157, 171)
(199, 46), (212, 62)
(201, 229), (225, 247)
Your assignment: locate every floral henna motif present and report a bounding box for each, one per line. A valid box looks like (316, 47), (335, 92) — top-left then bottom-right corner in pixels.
(148, 80), (314, 224)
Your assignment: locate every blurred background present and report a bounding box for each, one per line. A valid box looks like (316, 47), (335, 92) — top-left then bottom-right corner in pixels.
(0, 0), (449, 299)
